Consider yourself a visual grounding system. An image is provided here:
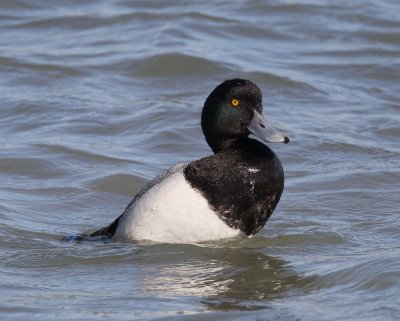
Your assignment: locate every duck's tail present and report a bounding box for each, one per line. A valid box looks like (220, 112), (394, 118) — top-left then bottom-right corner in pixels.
(90, 215), (121, 237)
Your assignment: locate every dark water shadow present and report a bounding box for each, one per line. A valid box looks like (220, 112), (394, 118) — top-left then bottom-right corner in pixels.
(61, 233), (112, 243)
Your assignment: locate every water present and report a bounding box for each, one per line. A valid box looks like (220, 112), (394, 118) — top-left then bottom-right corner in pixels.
(1, 0), (399, 320)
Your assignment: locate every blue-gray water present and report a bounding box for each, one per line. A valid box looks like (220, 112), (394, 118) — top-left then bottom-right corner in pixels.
(1, 1), (399, 320)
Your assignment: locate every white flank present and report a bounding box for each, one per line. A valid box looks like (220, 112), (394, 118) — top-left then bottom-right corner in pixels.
(113, 168), (240, 243)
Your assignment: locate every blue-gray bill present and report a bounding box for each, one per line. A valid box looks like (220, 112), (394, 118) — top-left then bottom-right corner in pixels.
(247, 110), (290, 144)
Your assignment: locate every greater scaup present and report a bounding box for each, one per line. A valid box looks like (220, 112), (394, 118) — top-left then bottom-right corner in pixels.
(91, 79), (289, 243)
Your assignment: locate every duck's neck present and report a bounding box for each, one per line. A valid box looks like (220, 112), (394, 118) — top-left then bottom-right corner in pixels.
(208, 135), (250, 154)
(207, 135), (269, 154)
(209, 136), (275, 161)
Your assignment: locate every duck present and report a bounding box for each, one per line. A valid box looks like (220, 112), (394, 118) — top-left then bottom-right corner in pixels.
(90, 79), (290, 243)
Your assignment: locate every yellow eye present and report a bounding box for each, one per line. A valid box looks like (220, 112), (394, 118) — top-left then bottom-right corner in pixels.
(231, 99), (239, 107)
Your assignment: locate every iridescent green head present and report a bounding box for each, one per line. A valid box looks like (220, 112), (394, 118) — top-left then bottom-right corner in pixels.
(201, 79), (289, 153)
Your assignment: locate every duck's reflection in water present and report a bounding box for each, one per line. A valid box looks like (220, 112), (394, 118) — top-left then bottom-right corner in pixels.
(136, 238), (314, 311)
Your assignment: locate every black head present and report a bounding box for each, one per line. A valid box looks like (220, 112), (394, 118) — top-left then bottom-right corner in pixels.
(201, 79), (289, 153)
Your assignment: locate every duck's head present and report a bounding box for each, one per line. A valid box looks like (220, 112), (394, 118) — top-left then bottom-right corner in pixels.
(201, 79), (290, 153)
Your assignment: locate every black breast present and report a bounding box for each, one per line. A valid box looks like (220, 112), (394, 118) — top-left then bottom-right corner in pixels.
(184, 139), (284, 235)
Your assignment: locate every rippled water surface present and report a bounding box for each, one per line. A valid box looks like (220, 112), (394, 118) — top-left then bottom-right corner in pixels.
(1, 1), (399, 320)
